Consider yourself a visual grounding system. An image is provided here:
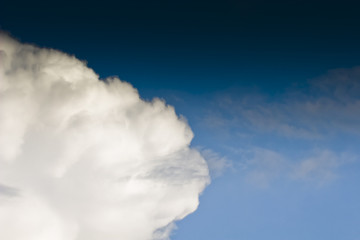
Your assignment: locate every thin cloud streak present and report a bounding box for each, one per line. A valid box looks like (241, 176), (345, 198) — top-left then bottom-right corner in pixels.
(199, 67), (360, 186)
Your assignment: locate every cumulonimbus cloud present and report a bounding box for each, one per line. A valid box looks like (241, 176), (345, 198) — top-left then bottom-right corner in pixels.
(0, 33), (209, 240)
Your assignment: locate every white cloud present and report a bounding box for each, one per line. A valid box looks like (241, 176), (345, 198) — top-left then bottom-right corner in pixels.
(0, 33), (209, 240)
(0, 183), (18, 197)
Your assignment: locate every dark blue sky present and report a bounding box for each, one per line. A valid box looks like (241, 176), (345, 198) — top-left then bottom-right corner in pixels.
(2, 0), (360, 94)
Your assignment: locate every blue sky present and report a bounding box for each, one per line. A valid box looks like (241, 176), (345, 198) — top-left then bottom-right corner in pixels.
(147, 68), (360, 239)
(165, 69), (360, 239)
(1, 0), (360, 239)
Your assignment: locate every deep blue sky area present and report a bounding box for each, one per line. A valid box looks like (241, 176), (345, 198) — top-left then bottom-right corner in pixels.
(2, 1), (360, 240)
(2, 0), (360, 94)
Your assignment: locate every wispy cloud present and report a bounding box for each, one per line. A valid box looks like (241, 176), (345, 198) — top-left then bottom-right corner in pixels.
(237, 147), (288, 188)
(291, 150), (355, 185)
(200, 149), (232, 178)
(204, 67), (360, 139)
(233, 148), (353, 187)
(200, 67), (360, 187)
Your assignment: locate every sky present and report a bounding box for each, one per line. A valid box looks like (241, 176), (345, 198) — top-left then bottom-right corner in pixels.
(1, 0), (360, 239)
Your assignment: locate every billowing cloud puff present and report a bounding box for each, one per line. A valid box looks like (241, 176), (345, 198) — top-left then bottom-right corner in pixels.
(0, 33), (209, 240)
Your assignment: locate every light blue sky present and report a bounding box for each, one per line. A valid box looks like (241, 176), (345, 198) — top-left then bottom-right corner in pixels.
(148, 67), (360, 240)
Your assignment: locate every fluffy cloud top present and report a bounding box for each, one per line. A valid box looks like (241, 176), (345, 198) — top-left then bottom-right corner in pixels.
(0, 33), (209, 240)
